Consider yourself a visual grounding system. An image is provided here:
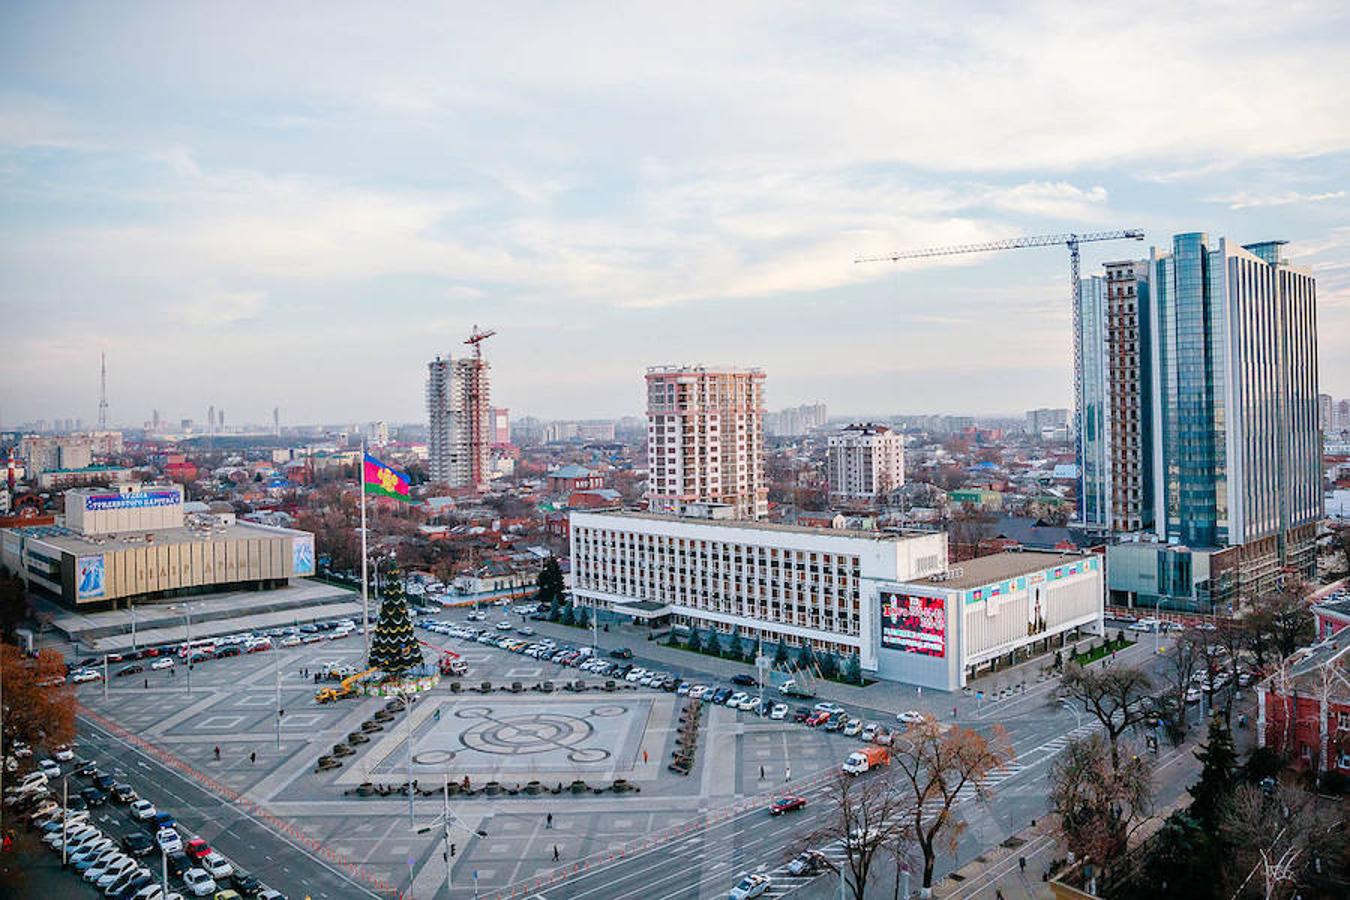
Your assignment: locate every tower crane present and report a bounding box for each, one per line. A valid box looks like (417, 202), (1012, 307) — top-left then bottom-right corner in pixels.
(463, 324), (496, 360)
(854, 229), (1145, 440)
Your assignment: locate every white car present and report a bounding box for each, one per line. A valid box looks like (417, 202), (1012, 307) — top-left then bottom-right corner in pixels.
(38, 759), (61, 778)
(84, 853), (130, 882)
(182, 868), (217, 897)
(155, 827), (183, 854)
(129, 799), (156, 821)
(53, 745), (76, 762)
(896, 710), (925, 724)
(495, 621), (512, 631)
(96, 857), (138, 888)
(151, 657), (175, 670)
(72, 669), (102, 683)
(842, 719), (863, 737)
(728, 872), (772, 899)
(726, 691), (748, 708)
(769, 703), (789, 720)
(280, 635), (301, 648)
(200, 851), (233, 879)
(688, 685), (709, 700)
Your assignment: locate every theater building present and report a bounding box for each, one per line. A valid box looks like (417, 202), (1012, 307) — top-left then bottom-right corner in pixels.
(1, 484), (316, 610)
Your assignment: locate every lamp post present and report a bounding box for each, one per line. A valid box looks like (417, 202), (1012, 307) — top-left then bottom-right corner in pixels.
(168, 605), (195, 694)
(415, 773), (489, 897)
(129, 602), (138, 653)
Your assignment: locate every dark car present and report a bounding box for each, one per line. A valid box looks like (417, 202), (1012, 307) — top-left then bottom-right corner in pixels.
(75, 761), (98, 777)
(298, 624), (318, 634)
(111, 783), (138, 804)
(109, 871), (154, 899)
(93, 773), (116, 791)
(731, 673), (756, 687)
(216, 645), (242, 658)
(149, 811), (177, 830)
(232, 871), (264, 896)
(792, 707), (812, 723)
(79, 786), (107, 807)
(770, 795), (807, 816)
(122, 832), (155, 857)
(786, 850), (826, 876)
(608, 647), (633, 660)
(711, 687), (733, 705)
(115, 664), (144, 677)
(165, 850), (192, 877)
(78, 657), (99, 668)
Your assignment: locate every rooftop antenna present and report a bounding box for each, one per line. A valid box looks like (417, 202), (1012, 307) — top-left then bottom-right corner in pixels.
(98, 352), (109, 429)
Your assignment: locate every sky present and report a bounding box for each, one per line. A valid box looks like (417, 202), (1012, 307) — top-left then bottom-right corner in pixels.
(2, 1), (1349, 427)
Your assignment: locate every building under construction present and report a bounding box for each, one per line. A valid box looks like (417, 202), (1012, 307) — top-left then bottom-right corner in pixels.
(426, 328), (493, 490)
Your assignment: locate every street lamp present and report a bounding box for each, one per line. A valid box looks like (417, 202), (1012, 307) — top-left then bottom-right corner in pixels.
(167, 604), (194, 694)
(414, 773), (489, 896)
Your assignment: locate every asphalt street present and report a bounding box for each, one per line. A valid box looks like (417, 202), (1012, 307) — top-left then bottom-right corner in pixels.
(73, 710), (382, 900)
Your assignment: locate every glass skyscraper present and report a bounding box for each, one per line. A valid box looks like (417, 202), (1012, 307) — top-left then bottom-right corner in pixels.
(1088, 233), (1320, 610)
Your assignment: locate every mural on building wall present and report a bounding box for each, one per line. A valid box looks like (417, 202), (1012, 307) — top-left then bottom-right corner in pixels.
(880, 592), (945, 657)
(77, 555), (106, 599)
(292, 534), (315, 577)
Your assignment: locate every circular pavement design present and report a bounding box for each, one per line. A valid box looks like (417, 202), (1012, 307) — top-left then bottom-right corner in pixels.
(454, 706), (617, 763)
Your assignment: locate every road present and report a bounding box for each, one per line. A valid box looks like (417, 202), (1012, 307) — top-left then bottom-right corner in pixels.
(74, 710), (381, 900)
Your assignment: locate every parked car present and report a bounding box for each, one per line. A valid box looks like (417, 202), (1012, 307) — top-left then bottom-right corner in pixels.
(80, 786), (108, 807)
(730, 674), (756, 687)
(201, 851), (233, 879)
(608, 647), (633, 660)
(185, 838), (212, 861)
(896, 710), (925, 724)
(182, 868), (217, 897)
(112, 783), (139, 804)
(122, 832), (155, 857)
(230, 870), (264, 896)
(151, 658), (175, 670)
(129, 799), (156, 821)
(156, 827), (183, 854)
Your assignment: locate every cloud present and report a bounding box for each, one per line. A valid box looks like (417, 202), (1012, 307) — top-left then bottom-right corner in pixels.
(1211, 190), (1347, 209)
(172, 287), (268, 327)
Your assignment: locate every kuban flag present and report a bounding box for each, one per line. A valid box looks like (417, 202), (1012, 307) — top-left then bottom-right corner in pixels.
(363, 453), (413, 501)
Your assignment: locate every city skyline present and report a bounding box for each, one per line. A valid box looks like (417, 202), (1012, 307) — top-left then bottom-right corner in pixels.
(3, 3), (1349, 424)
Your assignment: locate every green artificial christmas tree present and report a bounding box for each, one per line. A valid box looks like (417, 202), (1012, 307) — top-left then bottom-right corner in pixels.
(368, 560), (423, 677)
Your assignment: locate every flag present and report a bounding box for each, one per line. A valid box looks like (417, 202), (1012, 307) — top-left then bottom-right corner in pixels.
(363, 453), (413, 501)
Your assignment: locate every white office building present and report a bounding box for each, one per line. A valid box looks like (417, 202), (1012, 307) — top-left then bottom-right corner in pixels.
(827, 423), (904, 505)
(570, 508), (1104, 689)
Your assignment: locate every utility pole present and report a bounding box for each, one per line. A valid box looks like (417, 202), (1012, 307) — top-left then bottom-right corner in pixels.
(98, 352), (108, 430)
(273, 638), (282, 750)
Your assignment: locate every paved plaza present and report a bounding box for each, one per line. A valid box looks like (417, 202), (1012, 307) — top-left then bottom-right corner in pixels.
(72, 618), (860, 898)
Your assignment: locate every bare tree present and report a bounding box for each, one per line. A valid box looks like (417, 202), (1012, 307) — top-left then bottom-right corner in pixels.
(888, 717), (1015, 892)
(1243, 581), (1315, 667)
(1047, 732), (1154, 876)
(799, 772), (914, 900)
(1157, 633), (1202, 744)
(1059, 662), (1154, 770)
(1223, 783), (1343, 899)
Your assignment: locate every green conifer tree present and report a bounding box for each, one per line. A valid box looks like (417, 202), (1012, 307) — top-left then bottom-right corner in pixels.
(368, 561), (423, 677)
(1190, 716), (1238, 831)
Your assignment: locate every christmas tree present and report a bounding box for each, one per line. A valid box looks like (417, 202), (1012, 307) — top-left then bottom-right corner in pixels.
(368, 561), (423, 677)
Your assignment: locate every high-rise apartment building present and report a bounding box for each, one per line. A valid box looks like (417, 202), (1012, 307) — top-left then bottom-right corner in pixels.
(1078, 261), (1154, 534)
(646, 365), (767, 519)
(1090, 234), (1321, 610)
(1319, 394), (1334, 432)
(427, 352), (490, 489)
(827, 423), (905, 505)
(489, 407), (510, 447)
(1025, 407), (1070, 438)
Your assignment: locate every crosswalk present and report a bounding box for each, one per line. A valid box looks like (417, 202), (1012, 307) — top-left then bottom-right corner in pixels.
(758, 720), (1106, 897)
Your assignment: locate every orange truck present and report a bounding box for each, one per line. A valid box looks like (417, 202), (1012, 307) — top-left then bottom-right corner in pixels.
(842, 745), (890, 775)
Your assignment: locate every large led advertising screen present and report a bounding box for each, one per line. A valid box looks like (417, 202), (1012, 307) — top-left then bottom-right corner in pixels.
(880, 592), (945, 657)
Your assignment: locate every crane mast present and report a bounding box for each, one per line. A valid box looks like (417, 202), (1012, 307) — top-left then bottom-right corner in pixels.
(855, 229), (1145, 462)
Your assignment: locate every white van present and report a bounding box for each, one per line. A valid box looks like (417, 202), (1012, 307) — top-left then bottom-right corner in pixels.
(18, 771), (48, 791)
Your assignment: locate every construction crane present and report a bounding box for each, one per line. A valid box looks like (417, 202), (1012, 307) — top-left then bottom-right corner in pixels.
(463, 324), (496, 360)
(855, 229), (1144, 439)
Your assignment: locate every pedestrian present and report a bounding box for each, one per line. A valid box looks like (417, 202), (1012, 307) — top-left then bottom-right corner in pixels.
(952, 705), (958, 719)
(996, 890), (1005, 900)
(214, 746), (221, 760)
(546, 813), (553, 829)
(784, 765), (791, 783)
(170, 668), (175, 678)
(552, 845), (560, 862)
(759, 765), (765, 780)
(250, 751), (256, 765)
(642, 749), (648, 764)
(1019, 856), (1026, 874)
(144, 678), (149, 689)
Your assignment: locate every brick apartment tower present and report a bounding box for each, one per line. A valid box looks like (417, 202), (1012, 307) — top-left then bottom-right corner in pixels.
(645, 366), (767, 519)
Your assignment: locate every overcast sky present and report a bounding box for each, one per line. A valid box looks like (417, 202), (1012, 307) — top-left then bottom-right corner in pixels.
(3, 1), (1348, 427)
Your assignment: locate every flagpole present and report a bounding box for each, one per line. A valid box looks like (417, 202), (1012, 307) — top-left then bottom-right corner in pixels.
(360, 441), (370, 662)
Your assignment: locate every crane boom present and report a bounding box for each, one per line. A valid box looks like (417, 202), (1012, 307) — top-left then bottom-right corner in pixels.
(854, 228), (1146, 494)
(853, 229), (1144, 264)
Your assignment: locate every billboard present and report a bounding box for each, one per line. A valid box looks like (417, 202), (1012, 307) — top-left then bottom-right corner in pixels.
(76, 555), (106, 599)
(880, 592), (945, 657)
(291, 534), (315, 577)
(83, 489), (181, 512)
